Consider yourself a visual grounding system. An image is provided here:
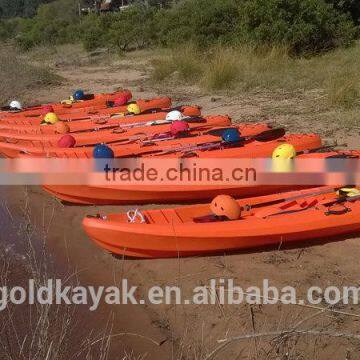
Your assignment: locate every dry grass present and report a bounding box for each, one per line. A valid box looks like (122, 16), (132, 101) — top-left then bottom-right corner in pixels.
(151, 44), (203, 82)
(0, 189), (115, 360)
(202, 47), (240, 91)
(327, 77), (360, 109)
(150, 42), (360, 109)
(25, 43), (117, 68)
(0, 46), (61, 106)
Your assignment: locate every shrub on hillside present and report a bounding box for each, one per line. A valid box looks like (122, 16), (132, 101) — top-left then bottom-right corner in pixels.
(326, 0), (360, 25)
(108, 4), (156, 51)
(155, 0), (240, 48)
(15, 0), (79, 50)
(237, 0), (357, 54)
(79, 14), (110, 51)
(0, 0), (53, 18)
(2, 0), (359, 56)
(154, 0), (357, 53)
(0, 18), (18, 40)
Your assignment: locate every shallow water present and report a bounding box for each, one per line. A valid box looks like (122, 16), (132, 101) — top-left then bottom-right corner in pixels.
(0, 185), (172, 358)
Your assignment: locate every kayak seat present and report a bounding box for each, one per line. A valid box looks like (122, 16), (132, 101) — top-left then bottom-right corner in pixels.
(145, 209), (184, 225)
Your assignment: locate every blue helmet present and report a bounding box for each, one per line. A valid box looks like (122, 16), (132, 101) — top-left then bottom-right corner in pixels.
(73, 89), (85, 101)
(93, 144), (114, 158)
(222, 128), (240, 143)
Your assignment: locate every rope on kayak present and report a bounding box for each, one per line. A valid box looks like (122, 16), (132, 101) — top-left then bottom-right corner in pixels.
(127, 209), (146, 223)
(325, 203), (351, 216)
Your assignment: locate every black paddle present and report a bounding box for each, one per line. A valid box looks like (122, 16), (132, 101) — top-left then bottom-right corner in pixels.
(323, 153), (359, 159)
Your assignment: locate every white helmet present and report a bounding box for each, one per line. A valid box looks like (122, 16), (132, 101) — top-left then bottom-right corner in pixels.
(166, 110), (184, 122)
(9, 100), (22, 110)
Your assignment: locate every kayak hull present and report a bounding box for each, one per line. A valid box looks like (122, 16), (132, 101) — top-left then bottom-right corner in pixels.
(86, 220), (360, 259)
(0, 96), (171, 125)
(0, 90), (133, 119)
(0, 119), (262, 157)
(43, 184), (304, 205)
(20, 131), (320, 159)
(82, 188), (360, 258)
(0, 105), (200, 134)
(143, 134), (321, 159)
(43, 149), (360, 205)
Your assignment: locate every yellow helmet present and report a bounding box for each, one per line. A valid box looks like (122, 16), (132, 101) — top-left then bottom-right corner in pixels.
(272, 144), (296, 159)
(127, 103), (141, 115)
(61, 96), (75, 105)
(337, 188), (360, 197)
(44, 112), (59, 125)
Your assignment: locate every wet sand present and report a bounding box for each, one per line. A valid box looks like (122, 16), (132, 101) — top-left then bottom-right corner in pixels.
(0, 186), (172, 358)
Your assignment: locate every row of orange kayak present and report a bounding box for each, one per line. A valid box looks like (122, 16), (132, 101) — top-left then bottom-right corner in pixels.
(2, 89), (359, 258)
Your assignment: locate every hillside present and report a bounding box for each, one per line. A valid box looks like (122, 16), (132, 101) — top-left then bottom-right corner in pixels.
(0, 0), (52, 18)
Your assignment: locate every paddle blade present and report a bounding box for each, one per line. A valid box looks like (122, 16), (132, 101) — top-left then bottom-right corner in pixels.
(326, 154), (359, 159)
(204, 127), (239, 137)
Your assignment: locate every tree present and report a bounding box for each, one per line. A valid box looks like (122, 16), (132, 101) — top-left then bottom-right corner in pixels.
(0, 0), (52, 18)
(326, 0), (360, 24)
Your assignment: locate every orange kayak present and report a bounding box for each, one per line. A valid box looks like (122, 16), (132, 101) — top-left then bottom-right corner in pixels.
(117, 132), (322, 159)
(43, 184), (309, 205)
(0, 90), (133, 118)
(0, 97), (172, 126)
(0, 106), (201, 141)
(82, 186), (360, 258)
(8, 129), (320, 159)
(41, 138), (341, 207)
(0, 105), (201, 134)
(0, 115), (235, 158)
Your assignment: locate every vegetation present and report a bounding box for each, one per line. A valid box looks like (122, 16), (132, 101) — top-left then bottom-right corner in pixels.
(0, 0), (359, 55)
(151, 43), (360, 108)
(236, 0), (357, 55)
(12, 0), (80, 50)
(0, 0), (359, 108)
(0, 46), (60, 104)
(0, 0), (52, 18)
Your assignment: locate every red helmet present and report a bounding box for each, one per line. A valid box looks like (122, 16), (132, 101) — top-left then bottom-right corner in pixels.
(113, 94), (128, 107)
(41, 105), (54, 115)
(58, 134), (76, 148)
(170, 120), (189, 136)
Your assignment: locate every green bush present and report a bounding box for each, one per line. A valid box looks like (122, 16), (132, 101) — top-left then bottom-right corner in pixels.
(79, 14), (110, 51)
(0, 17), (19, 40)
(155, 0), (240, 48)
(237, 0), (357, 54)
(326, 0), (360, 25)
(14, 0), (79, 50)
(154, 0), (357, 54)
(1, 0), (359, 56)
(0, 0), (53, 18)
(108, 5), (156, 51)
